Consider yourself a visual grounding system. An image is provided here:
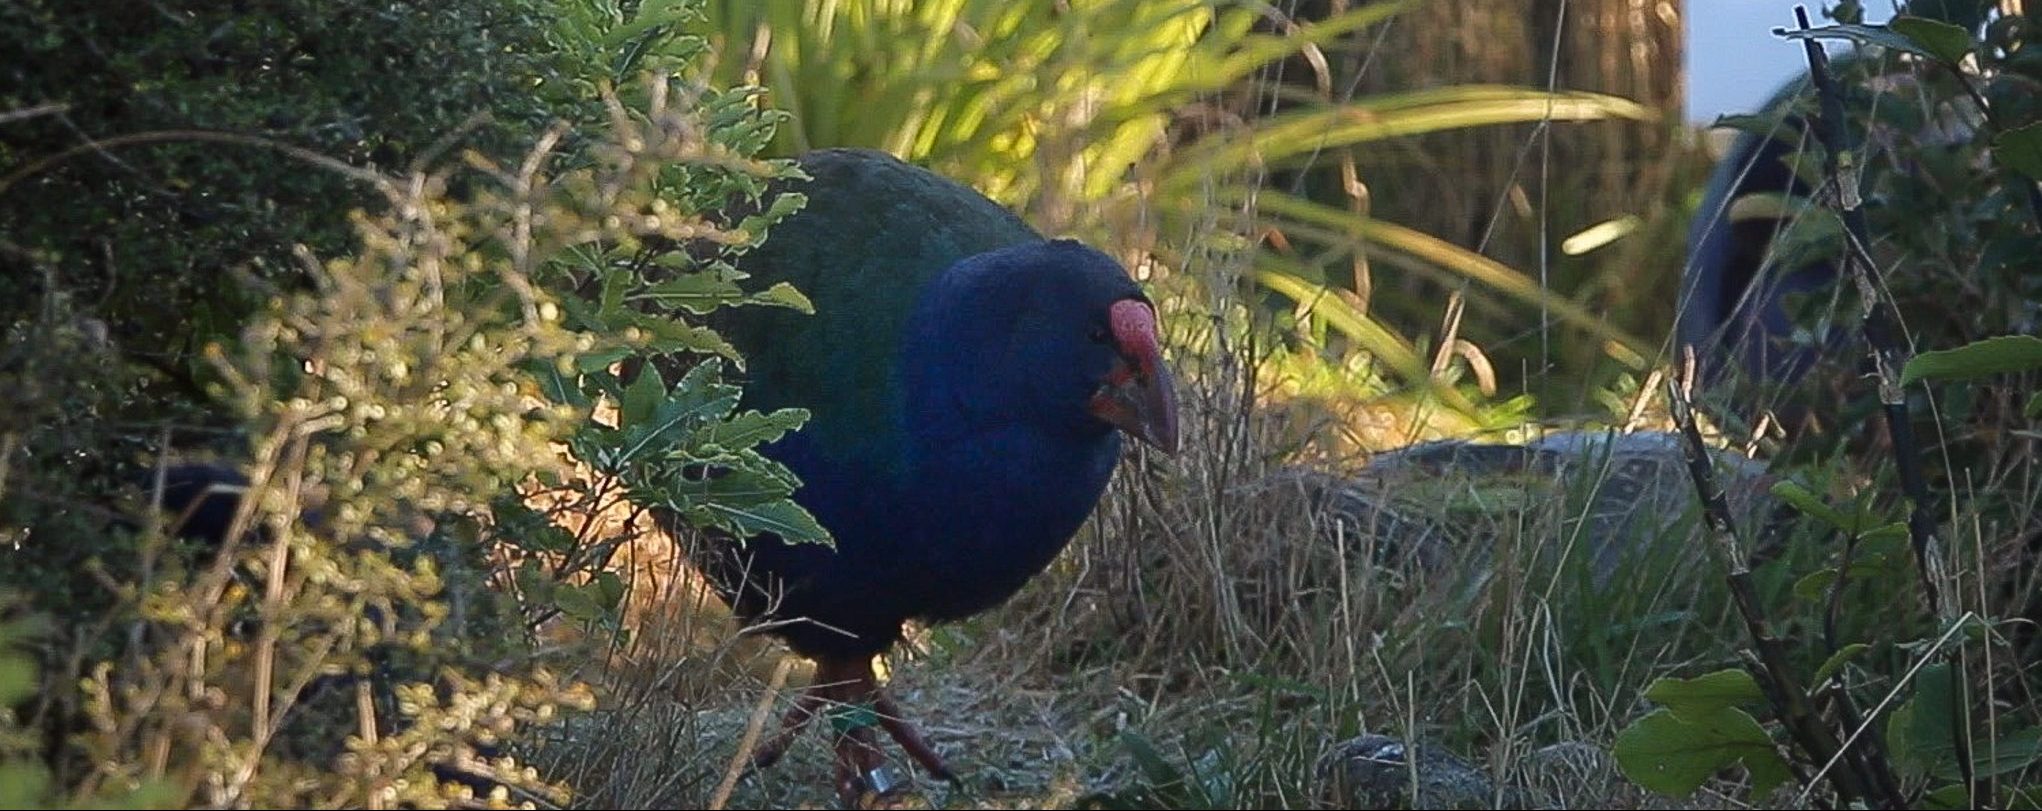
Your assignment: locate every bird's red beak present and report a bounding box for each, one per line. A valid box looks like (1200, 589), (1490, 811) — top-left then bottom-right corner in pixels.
(1089, 299), (1180, 455)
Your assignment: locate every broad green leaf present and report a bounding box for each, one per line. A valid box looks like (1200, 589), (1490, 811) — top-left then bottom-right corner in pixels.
(620, 363), (666, 430)
(1974, 727), (2042, 779)
(599, 266), (632, 318)
(665, 465), (797, 508)
(1614, 706), (1790, 797)
(1643, 669), (1765, 724)
(1890, 663), (2042, 780)
(624, 312), (740, 360)
(750, 281), (816, 314)
(691, 408), (809, 452)
(1890, 16), (1976, 65)
(1889, 662), (1955, 778)
(703, 498), (831, 545)
(1814, 643), (1870, 685)
(737, 191), (808, 241)
(1996, 123), (2042, 183)
(1901, 335), (2042, 386)
(1862, 522), (1910, 544)
(1726, 191), (1808, 224)
(638, 272), (745, 315)
(1793, 541), (1908, 600)
(573, 345), (635, 374)
(1924, 783), (1973, 810)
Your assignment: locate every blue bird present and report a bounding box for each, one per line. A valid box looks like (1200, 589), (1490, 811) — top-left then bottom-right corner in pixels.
(690, 148), (1180, 802)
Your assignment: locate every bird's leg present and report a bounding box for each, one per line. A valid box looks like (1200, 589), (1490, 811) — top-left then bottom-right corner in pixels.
(807, 656), (959, 806)
(869, 690), (955, 781)
(750, 687), (829, 772)
(745, 656), (957, 806)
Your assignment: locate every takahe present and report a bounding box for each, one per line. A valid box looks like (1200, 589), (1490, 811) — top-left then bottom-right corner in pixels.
(690, 147), (1180, 801)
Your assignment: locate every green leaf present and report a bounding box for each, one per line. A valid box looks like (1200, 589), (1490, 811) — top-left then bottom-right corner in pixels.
(1924, 783), (1972, 809)
(573, 345), (636, 374)
(1814, 643), (1870, 686)
(594, 571), (626, 611)
(599, 266), (632, 318)
(750, 281), (815, 314)
(1614, 706), (1790, 798)
(0, 654), (35, 707)
(1777, 22), (1939, 58)
(702, 498), (831, 545)
(1994, 123), (2042, 183)
(1889, 662), (1955, 778)
(737, 190), (808, 241)
(555, 584), (602, 621)
(625, 313), (740, 360)
(1890, 664), (2042, 781)
(1890, 15), (1976, 64)
(638, 272), (745, 315)
(1770, 480), (1854, 531)
(2027, 391), (2042, 420)
(1710, 112), (1797, 140)
(620, 363), (666, 429)
(1769, 205), (1844, 275)
(0, 762), (50, 808)
(1901, 335), (2042, 386)
(665, 464), (797, 509)
(1793, 537), (1909, 600)
(1975, 727), (2042, 779)
(691, 408), (809, 452)
(1643, 669), (1766, 724)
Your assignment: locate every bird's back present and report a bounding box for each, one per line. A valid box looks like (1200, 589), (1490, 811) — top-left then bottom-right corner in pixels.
(712, 148), (1041, 468)
(696, 149), (1077, 658)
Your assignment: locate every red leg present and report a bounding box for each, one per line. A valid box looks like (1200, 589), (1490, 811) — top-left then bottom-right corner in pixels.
(871, 690), (955, 781)
(747, 656), (958, 807)
(751, 689), (828, 772)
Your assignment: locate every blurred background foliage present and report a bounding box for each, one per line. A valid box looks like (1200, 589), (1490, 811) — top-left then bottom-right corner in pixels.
(688, 0), (1694, 450)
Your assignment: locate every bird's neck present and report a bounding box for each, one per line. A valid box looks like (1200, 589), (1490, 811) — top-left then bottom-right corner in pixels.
(894, 263), (1120, 499)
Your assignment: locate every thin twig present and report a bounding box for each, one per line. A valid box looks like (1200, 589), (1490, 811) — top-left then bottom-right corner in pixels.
(709, 656), (794, 811)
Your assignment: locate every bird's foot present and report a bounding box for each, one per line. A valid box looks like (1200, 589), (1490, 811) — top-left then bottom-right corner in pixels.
(746, 657), (956, 807)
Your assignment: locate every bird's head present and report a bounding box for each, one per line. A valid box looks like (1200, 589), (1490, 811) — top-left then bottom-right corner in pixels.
(907, 239), (1180, 455)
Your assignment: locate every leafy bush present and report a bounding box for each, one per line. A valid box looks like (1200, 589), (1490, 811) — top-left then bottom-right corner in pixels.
(1617, 3), (2042, 807)
(2, 0), (822, 806)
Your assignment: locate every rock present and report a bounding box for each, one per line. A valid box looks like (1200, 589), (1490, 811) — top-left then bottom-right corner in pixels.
(1264, 429), (1776, 586)
(1314, 735), (1645, 810)
(1313, 734), (1536, 810)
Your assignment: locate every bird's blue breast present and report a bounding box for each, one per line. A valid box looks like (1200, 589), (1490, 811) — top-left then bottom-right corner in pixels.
(751, 401), (1120, 631)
